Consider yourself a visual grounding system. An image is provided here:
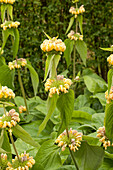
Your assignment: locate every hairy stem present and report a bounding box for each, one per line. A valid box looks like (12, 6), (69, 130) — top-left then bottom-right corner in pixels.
(3, 104), (6, 115)
(9, 132), (20, 161)
(17, 69), (29, 115)
(66, 128), (79, 170)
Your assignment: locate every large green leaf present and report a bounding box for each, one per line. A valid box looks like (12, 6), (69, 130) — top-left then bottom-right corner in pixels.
(57, 89), (74, 133)
(105, 102), (113, 139)
(66, 16), (75, 34)
(35, 140), (62, 170)
(71, 110), (92, 124)
(26, 63), (39, 96)
(83, 133), (101, 146)
(99, 158), (113, 170)
(75, 40), (87, 66)
(74, 141), (104, 170)
(83, 69), (107, 93)
(92, 113), (105, 129)
(0, 148), (6, 153)
(37, 94), (58, 135)
(77, 15), (83, 34)
(108, 69), (113, 94)
(1, 4), (13, 22)
(57, 166), (75, 170)
(0, 65), (15, 89)
(0, 57), (6, 66)
(91, 93), (106, 106)
(63, 39), (74, 67)
(13, 124), (40, 147)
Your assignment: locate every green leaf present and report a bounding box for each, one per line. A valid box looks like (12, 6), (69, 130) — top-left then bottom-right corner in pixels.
(44, 54), (54, 81)
(92, 113), (105, 129)
(108, 69), (113, 94)
(35, 140), (62, 170)
(74, 141), (104, 170)
(0, 65), (14, 89)
(37, 94), (58, 135)
(77, 15), (83, 34)
(0, 57), (6, 66)
(0, 101), (15, 107)
(0, 148), (7, 153)
(90, 93), (106, 106)
(7, 4), (13, 20)
(57, 165), (75, 170)
(99, 158), (113, 170)
(26, 63), (39, 96)
(83, 133), (101, 146)
(1, 4), (8, 22)
(105, 102), (113, 139)
(50, 55), (61, 78)
(100, 47), (113, 51)
(13, 124), (40, 147)
(43, 31), (52, 40)
(75, 40), (87, 66)
(12, 29), (19, 58)
(66, 16), (75, 34)
(57, 89), (74, 133)
(0, 130), (4, 148)
(71, 110), (92, 124)
(1, 29), (11, 52)
(63, 39), (74, 67)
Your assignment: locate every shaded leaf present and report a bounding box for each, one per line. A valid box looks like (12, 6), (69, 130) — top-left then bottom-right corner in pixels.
(92, 113), (105, 129)
(108, 69), (113, 94)
(77, 15), (83, 34)
(66, 16), (75, 34)
(50, 55), (61, 78)
(26, 63), (39, 96)
(91, 93), (106, 106)
(12, 29), (19, 58)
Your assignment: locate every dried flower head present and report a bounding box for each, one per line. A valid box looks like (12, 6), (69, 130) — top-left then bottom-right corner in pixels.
(19, 105), (26, 114)
(6, 152), (35, 170)
(105, 86), (113, 104)
(40, 37), (66, 53)
(97, 126), (112, 150)
(67, 31), (83, 41)
(45, 76), (72, 97)
(1, 21), (20, 30)
(0, 109), (20, 129)
(8, 58), (27, 70)
(107, 54), (113, 65)
(0, 86), (15, 100)
(0, 0), (15, 4)
(55, 128), (82, 152)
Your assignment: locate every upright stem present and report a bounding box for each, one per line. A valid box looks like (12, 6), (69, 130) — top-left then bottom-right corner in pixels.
(73, 44), (76, 80)
(66, 128), (79, 170)
(17, 69), (29, 115)
(9, 132), (20, 161)
(3, 104), (6, 115)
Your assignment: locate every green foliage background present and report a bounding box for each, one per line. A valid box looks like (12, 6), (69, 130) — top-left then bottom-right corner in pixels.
(0, 0), (113, 99)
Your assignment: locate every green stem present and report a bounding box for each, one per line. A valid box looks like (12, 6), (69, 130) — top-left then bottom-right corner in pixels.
(66, 128), (79, 170)
(17, 69), (29, 115)
(9, 132), (20, 161)
(3, 104), (6, 115)
(73, 44), (76, 80)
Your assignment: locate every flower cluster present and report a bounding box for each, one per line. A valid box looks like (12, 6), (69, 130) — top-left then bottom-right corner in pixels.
(0, 153), (8, 170)
(8, 58), (27, 70)
(19, 105), (26, 114)
(97, 126), (113, 150)
(40, 37), (66, 52)
(67, 30), (83, 41)
(55, 128), (82, 152)
(0, 0), (15, 4)
(69, 5), (85, 18)
(45, 75), (72, 97)
(6, 152), (35, 170)
(0, 109), (20, 129)
(107, 54), (113, 65)
(0, 86), (15, 100)
(105, 86), (113, 104)
(1, 21), (20, 30)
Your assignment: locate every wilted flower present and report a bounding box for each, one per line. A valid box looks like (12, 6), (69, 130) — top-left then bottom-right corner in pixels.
(55, 128), (82, 152)
(0, 86), (15, 100)
(6, 152), (35, 170)
(1, 21), (20, 30)
(67, 30), (83, 41)
(97, 126), (112, 150)
(8, 58), (27, 70)
(107, 54), (113, 65)
(40, 37), (66, 52)
(45, 75), (72, 97)
(0, 0), (15, 4)
(105, 86), (113, 104)
(0, 153), (8, 169)
(19, 105), (26, 114)
(0, 109), (20, 129)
